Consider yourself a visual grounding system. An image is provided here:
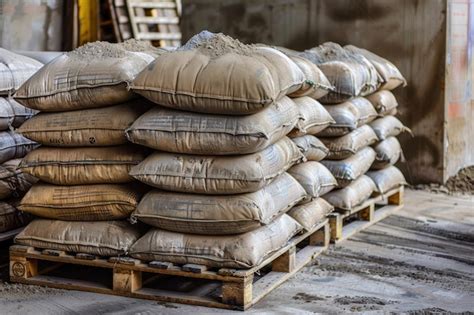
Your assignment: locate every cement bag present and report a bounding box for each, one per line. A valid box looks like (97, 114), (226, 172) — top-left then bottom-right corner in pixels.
(15, 220), (143, 257)
(288, 97), (334, 137)
(0, 131), (39, 164)
(132, 173), (306, 235)
(350, 97), (378, 125)
(126, 97), (299, 155)
(320, 125), (378, 160)
(0, 48), (43, 95)
(317, 101), (360, 137)
(366, 166), (406, 194)
(0, 159), (38, 199)
(371, 137), (402, 170)
(0, 98), (37, 130)
(131, 34), (304, 115)
(366, 90), (398, 116)
(286, 55), (333, 99)
(130, 137), (304, 194)
(14, 41), (162, 112)
(130, 214), (302, 269)
(291, 135), (329, 161)
(323, 175), (375, 210)
(287, 162), (338, 201)
(345, 45), (406, 91)
(370, 116), (408, 140)
(18, 101), (151, 147)
(0, 201), (31, 233)
(288, 198), (334, 231)
(19, 145), (145, 185)
(19, 183), (143, 221)
(321, 146), (376, 187)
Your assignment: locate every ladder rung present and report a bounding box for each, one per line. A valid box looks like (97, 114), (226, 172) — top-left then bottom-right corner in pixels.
(133, 16), (179, 24)
(136, 32), (182, 40)
(118, 15), (129, 24)
(128, 1), (177, 9)
(114, 0), (126, 6)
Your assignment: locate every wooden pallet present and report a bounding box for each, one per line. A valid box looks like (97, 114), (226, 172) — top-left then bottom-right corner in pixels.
(328, 186), (404, 244)
(9, 219), (330, 310)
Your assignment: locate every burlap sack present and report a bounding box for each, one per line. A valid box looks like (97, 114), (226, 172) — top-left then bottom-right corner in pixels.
(318, 101), (360, 137)
(130, 137), (304, 194)
(0, 97), (37, 130)
(20, 146), (145, 185)
(18, 101), (151, 147)
(288, 198), (334, 231)
(370, 116), (408, 140)
(371, 137), (402, 170)
(126, 96), (299, 155)
(0, 48), (42, 95)
(0, 159), (38, 199)
(0, 200), (31, 233)
(323, 175), (376, 210)
(320, 125), (378, 160)
(15, 220), (143, 256)
(131, 34), (304, 115)
(287, 162), (338, 201)
(366, 166), (406, 194)
(291, 135), (329, 161)
(0, 131), (39, 164)
(288, 97), (334, 137)
(321, 146), (376, 187)
(366, 90), (398, 116)
(286, 55), (333, 99)
(132, 173), (306, 235)
(130, 214), (303, 269)
(19, 183), (143, 221)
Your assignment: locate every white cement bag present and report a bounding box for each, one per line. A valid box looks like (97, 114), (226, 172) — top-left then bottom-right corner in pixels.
(370, 116), (408, 140)
(366, 90), (398, 116)
(0, 98), (37, 130)
(286, 55), (333, 99)
(0, 158), (38, 199)
(0, 131), (39, 164)
(287, 162), (338, 201)
(323, 175), (376, 210)
(0, 48), (43, 95)
(288, 198), (334, 231)
(318, 101), (360, 137)
(366, 166), (406, 194)
(371, 137), (403, 170)
(320, 125), (378, 160)
(350, 97), (378, 125)
(288, 97), (334, 137)
(291, 135), (329, 161)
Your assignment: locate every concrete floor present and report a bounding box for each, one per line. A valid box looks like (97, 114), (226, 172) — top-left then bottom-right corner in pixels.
(0, 189), (473, 314)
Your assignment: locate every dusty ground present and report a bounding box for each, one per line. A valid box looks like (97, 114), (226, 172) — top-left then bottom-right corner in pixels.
(413, 165), (474, 195)
(0, 189), (473, 314)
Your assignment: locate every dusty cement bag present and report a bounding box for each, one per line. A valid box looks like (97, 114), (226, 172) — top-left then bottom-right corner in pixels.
(126, 96), (299, 155)
(14, 41), (163, 112)
(0, 131), (39, 164)
(288, 198), (334, 231)
(321, 146), (376, 187)
(366, 166), (406, 194)
(288, 97), (334, 137)
(130, 214), (303, 269)
(350, 97), (378, 125)
(366, 90), (398, 116)
(131, 34), (304, 115)
(132, 173), (306, 235)
(287, 162), (338, 201)
(345, 45), (406, 91)
(320, 125), (378, 160)
(19, 145), (145, 185)
(130, 137), (304, 194)
(323, 175), (375, 210)
(0, 159), (38, 199)
(286, 55), (333, 99)
(318, 101), (360, 137)
(15, 220), (143, 257)
(371, 137), (403, 170)
(291, 135), (329, 161)
(19, 183), (143, 221)
(18, 101), (151, 147)
(0, 48), (43, 95)
(370, 116), (408, 140)
(0, 98), (37, 130)
(0, 201), (31, 233)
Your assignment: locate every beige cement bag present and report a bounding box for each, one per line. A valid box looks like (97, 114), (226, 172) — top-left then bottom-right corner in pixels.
(0, 98), (37, 130)
(0, 159), (38, 199)
(126, 96), (299, 155)
(130, 214), (303, 269)
(321, 146), (376, 187)
(318, 101), (360, 137)
(20, 146), (145, 185)
(370, 116), (408, 140)
(320, 125), (378, 160)
(130, 137), (304, 194)
(14, 41), (162, 112)
(371, 137), (403, 170)
(287, 162), (338, 201)
(350, 97), (378, 125)
(131, 34), (304, 115)
(19, 183), (143, 221)
(288, 198), (334, 231)
(0, 201), (31, 233)
(323, 175), (375, 210)
(0, 48), (43, 95)
(286, 55), (333, 99)
(132, 173), (306, 235)
(291, 135), (329, 161)
(366, 90), (398, 116)
(15, 220), (143, 257)
(18, 101), (151, 147)
(366, 166), (406, 194)
(0, 131), (39, 164)
(288, 97), (334, 137)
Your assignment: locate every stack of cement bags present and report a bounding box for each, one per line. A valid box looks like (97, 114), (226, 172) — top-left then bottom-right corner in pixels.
(0, 49), (42, 235)
(12, 41), (163, 256)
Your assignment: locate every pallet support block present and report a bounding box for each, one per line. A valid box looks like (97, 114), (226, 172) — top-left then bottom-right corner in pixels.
(309, 222), (330, 247)
(358, 204), (375, 221)
(222, 275), (253, 308)
(10, 256), (37, 280)
(388, 186), (404, 205)
(113, 268), (142, 293)
(272, 246), (296, 272)
(328, 213), (342, 241)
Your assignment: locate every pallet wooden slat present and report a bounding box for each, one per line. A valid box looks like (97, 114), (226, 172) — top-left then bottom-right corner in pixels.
(133, 16), (179, 24)
(127, 1), (177, 9)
